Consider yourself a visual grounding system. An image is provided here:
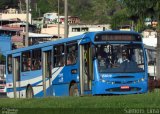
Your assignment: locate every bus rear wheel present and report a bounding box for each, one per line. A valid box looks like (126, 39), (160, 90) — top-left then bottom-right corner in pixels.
(69, 83), (79, 96)
(26, 86), (33, 98)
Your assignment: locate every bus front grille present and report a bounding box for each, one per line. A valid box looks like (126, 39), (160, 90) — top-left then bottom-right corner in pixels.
(114, 81), (133, 84)
(106, 87), (141, 92)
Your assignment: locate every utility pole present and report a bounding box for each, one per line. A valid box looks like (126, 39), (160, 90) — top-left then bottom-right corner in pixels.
(156, 21), (160, 79)
(39, 9), (41, 17)
(58, 0), (60, 38)
(156, 18), (160, 80)
(19, 0), (22, 13)
(64, 0), (68, 38)
(25, 0), (29, 46)
(35, 3), (38, 12)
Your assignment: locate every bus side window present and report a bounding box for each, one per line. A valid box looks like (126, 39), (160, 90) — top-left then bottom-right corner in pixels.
(66, 42), (78, 65)
(7, 55), (12, 74)
(53, 44), (65, 67)
(22, 51), (31, 72)
(32, 49), (41, 70)
(27, 58), (31, 70)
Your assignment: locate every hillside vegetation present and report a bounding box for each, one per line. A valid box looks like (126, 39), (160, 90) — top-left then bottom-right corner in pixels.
(1, 0), (159, 31)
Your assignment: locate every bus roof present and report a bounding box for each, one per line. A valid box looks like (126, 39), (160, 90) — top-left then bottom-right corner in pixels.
(6, 30), (141, 55)
(6, 33), (86, 55)
(94, 30), (140, 35)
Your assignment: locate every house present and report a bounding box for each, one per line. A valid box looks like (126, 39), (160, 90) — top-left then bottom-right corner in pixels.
(32, 17), (44, 30)
(59, 16), (80, 24)
(43, 12), (58, 24)
(41, 24), (110, 37)
(0, 8), (32, 24)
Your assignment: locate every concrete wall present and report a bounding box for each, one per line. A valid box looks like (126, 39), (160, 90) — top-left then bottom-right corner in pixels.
(41, 24), (64, 37)
(0, 13), (32, 24)
(41, 24), (111, 38)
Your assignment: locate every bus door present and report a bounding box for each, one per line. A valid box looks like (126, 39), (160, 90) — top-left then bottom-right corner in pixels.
(42, 49), (52, 97)
(80, 43), (93, 95)
(13, 55), (21, 98)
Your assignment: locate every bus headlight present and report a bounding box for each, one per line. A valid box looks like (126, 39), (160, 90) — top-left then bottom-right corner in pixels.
(141, 78), (145, 82)
(138, 78), (145, 82)
(101, 80), (106, 83)
(134, 78), (145, 83)
(111, 82), (115, 84)
(101, 80), (115, 85)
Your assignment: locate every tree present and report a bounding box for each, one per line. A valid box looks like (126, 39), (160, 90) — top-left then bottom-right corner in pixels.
(122, 0), (160, 79)
(47, 0), (64, 14)
(111, 8), (131, 30)
(153, 1), (160, 80)
(90, 0), (121, 24)
(0, 0), (19, 9)
(68, 0), (93, 23)
(36, 0), (54, 17)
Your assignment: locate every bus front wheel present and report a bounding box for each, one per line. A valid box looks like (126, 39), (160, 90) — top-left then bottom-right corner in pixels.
(26, 86), (34, 98)
(69, 83), (79, 96)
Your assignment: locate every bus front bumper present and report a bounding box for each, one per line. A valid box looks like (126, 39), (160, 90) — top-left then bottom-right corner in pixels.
(92, 81), (148, 95)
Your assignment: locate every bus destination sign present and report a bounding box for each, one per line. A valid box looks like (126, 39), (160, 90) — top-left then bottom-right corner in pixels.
(95, 34), (142, 42)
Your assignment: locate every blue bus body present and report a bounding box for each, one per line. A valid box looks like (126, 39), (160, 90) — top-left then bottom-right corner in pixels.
(5, 31), (148, 98)
(0, 35), (11, 80)
(0, 35), (11, 55)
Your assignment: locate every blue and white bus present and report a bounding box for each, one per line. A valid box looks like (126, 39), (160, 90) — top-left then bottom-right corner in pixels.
(6, 30), (148, 98)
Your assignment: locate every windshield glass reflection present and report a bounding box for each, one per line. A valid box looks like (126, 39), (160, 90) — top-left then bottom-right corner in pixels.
(96, 44), (144, 73)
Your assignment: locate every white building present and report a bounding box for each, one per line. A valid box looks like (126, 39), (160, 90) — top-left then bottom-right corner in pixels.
(41, 24), (64, 37)
(142, 30), (157, 47)
(142, 30), (157, 78)
(0, 8), (32, 24)
(41, 24), (110, 38)
(43, 12), (58, 24)
(68, 24), (111, 37)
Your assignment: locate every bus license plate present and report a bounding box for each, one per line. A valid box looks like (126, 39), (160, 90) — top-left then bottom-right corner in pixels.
(121, 86), (129, 89)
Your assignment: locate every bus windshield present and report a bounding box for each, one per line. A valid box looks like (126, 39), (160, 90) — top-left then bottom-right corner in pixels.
(96, 44), (144, 73)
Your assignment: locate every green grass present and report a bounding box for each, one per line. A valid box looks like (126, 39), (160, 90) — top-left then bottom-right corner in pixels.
(0, 91), (160, 114)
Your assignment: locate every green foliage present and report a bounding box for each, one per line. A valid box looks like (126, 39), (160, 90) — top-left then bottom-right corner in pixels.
(0, 0), (18, 9)
(0, 0), (159, 31)
(122, 0), (160, 31)
(0, 0), (7, 9)
(67, 0), (93, 24)
(0, 0), (121, 24)
(37, 0), (51, 16)
(90, 0), (121, 24)
(0, 92), (160, 109)
(111, 8), (130, 30)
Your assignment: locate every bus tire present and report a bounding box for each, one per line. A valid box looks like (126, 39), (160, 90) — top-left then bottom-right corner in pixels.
(69, 83), (79, 96)
(26, 86), (34, 98)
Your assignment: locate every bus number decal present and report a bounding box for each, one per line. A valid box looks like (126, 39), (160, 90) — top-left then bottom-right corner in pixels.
(58, 73), (64, 83)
